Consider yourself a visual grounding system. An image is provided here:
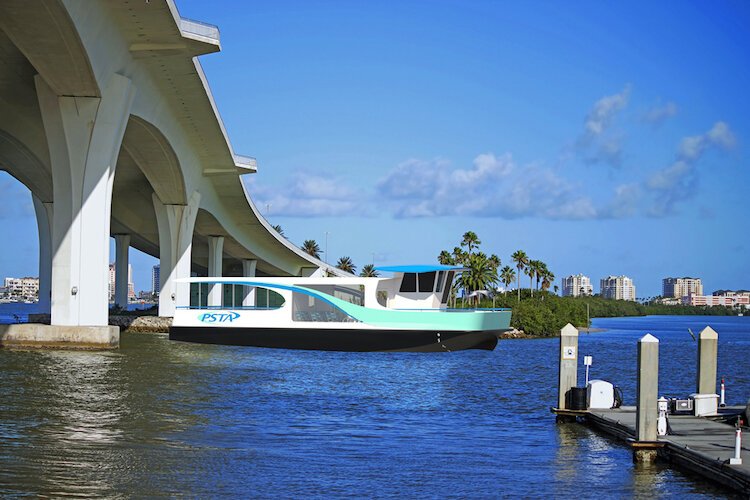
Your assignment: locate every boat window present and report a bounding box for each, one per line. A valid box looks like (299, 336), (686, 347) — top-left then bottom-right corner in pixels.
(399, 273), (417, 292)
(436, 271), (445, 293)
(418, 271), (436, 293)
(441, 271), (455, 304)
(291, 287), (360, 323)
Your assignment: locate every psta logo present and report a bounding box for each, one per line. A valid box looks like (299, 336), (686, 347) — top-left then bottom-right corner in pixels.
(199, 312), (240, 323)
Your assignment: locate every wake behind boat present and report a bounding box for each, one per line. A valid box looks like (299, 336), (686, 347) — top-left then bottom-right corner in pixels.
(169, 265), (512, 352)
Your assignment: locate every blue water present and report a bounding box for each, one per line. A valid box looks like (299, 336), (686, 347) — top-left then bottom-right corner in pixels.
(0, 315), (747, 498)
(0, 302), (155, 323)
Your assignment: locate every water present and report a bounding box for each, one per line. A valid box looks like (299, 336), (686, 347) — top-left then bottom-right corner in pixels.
(0, 315), (747, 498)
(0, 302), (156, 323)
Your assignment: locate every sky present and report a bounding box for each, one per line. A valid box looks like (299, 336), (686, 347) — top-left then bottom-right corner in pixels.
(1, 0), (749, 297)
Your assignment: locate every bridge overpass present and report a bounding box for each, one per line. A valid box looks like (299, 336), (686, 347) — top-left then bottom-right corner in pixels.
(0, 0), (333, 344)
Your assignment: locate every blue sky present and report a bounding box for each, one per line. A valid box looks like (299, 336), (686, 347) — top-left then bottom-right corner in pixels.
(1, 0), (749, 297)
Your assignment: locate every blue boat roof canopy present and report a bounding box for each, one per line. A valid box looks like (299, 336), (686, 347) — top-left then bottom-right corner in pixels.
(374, 264), (465, 273)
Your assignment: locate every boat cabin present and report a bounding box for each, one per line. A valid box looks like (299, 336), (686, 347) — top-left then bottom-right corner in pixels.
(373, 265), (461, 309)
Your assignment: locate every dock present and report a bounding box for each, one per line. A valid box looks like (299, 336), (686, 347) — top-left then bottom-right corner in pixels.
(553, 406), (750, 494)
(553, 323), (750, 496)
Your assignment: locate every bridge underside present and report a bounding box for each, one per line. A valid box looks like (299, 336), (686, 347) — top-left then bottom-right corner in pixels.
(0, 0), (329, 341)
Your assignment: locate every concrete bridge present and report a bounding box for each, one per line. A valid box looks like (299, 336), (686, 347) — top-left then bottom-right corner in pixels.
(0, 0), (332, 345)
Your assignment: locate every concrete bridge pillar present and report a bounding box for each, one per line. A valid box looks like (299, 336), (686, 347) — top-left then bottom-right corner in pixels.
(153, 191), (200, 317)
(35, 73), (135, 326)
(242, 259), (257, 308)
(114, 234), (130, 309)
(207, 236), (224, 307)
(32, 196), (52, 314)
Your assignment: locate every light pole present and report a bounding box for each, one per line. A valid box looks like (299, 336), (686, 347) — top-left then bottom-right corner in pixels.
(324, 231), (330, 264)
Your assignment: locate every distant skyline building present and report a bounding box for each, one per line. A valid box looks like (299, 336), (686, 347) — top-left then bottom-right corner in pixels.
(562, 274), (593, 297)
(152, 265), (160, 295)
(600, 275), (636, 301)
(2, 277), (39, 301)
(108, 263), (135, 302)
(663, 277), (703, 299)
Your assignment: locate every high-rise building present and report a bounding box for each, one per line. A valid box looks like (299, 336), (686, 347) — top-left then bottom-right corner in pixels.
(109, 263), (135, 302)
(562, 274), (593, 297)
(152, 265), (160, 295)
(600, 275), (636, 301)
(662, 277), (703, 299)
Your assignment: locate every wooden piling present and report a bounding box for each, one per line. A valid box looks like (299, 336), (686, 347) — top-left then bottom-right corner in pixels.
(557, 323), (579, 413)
(635, 333), (659, 462)
(697, 326), (718, 395)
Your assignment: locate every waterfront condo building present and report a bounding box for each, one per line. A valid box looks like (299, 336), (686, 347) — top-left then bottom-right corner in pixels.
(663, 277), (703, 299)
(108, 264), (136, 302)
(562, 274), (593, 297)
(2, 277), (39, 301)
(600, 275), (636, 301)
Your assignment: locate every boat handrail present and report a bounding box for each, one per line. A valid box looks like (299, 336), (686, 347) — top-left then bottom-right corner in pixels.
(176, 305), (281, 310)
(392, 307), (511, 312)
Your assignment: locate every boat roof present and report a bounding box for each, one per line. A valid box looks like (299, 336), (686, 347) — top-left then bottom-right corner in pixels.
(374, 265), (465, 273)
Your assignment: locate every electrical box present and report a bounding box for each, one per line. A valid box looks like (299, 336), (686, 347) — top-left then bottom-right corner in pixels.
(669, 398), (693, 414)
(587, 380), (615, 409)
(689, 393), (719, 417)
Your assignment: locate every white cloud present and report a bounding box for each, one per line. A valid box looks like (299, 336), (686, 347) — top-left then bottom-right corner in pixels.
(646, 121), (735, 216)
(377, 154), (599, 220)
(577, 86), (631, 167)
(584, 85), (631, 137)
(245, 172), (367, 217)
(643, 101), (678, 125)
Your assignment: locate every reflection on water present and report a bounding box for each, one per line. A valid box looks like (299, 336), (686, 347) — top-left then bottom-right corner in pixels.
(0, 316), (747, 497)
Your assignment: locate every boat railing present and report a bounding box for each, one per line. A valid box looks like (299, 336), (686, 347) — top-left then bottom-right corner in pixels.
(176, 305), (281, 311)
(392, 307), (511, 312)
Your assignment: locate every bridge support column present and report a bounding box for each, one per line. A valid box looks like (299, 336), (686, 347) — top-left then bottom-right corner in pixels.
(242, 259), (257, 308)
(32, 196), (52, 314)
(153, 191), (200, 317)
(114, 234), (130, 309)
(207, 236), (224, 307)
(35, 73), (135, 326)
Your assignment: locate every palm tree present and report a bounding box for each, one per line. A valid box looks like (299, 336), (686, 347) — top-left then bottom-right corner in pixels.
(359, 264), (379, 277)
(438, 250), (455, 265)
(452, 246), (467, 266)
(511, 250), (528, 301)
(301, 239), (321, 259)
(525, 265), (536, 297)
(461, 231), (481, 255)
(553, 284), (559, 295)
(541, 270), (555, 292)
(335, 256), (356, 274)
(272, 224), (285, 237)
(500, 266), (515, 296)
(459, 252), (498, 306)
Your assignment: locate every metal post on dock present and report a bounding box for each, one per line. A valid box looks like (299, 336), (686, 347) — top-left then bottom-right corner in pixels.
(635, 333), (659, 463)
(557, 323), (579, 415)
(696, 326), (718, 395)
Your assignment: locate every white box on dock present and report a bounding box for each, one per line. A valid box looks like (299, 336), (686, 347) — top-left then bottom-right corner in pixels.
(689, 393), (719, 416)
(587, 380), (615, 409)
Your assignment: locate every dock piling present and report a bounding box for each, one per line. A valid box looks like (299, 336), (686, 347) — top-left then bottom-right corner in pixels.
(557, 323), (579, 417)
(697, 326), (718, 395)
(730, 420), (743, 465)
(635, 333), (659, 463)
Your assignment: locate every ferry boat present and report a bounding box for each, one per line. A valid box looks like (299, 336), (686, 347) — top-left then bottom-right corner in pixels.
(169, 265), (511, 352)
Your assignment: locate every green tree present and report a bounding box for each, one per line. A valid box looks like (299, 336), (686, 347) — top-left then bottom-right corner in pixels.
(541, 270), (555, 292)
(359, 264), (379, 277)
(500, 266), (516, 296)
(301, 239), (321, 259)
(511, 250), (529, 301)
(335, 256), (356, 274)
(438, 250), (455, 265)
(272, 224), (285, 237)
(461, 231), (481, 255)
(458, 252), (498, 306)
